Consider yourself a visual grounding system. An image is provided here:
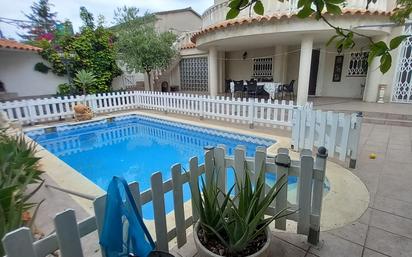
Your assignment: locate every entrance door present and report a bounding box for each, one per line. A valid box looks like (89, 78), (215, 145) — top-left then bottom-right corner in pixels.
(308, 49), (320, 95)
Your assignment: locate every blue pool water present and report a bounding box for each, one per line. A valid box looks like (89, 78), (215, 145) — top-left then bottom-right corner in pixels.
(26, 115), (295, 219)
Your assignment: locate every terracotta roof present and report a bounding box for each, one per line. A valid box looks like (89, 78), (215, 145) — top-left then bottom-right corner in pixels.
(180, 42), (196, 49)
(0, 39), (42, 52)
(191, 8), (392, 43)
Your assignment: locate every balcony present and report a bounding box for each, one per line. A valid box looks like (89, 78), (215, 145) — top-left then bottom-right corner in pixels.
(201, 0), (392, 28)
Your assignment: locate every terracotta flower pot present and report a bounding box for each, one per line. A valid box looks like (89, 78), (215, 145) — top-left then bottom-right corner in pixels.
(73, 104), (93, 121)
(193, 222), (271, 257)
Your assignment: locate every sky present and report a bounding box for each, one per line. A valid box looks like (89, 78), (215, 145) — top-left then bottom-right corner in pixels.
(0, 0), (213, 40)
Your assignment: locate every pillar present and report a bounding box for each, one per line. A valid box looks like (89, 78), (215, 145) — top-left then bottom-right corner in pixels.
(209, 47), (219, 97)
(363, 35), (387, 102)
(274, 45), (285, 82)
(297, 36), (313, 105)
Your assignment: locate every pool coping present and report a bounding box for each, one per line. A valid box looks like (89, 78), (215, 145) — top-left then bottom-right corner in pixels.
(22, 110), (369, 233)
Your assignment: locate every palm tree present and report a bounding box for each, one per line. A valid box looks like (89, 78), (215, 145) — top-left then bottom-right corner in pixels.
(73, 69), (96, 96)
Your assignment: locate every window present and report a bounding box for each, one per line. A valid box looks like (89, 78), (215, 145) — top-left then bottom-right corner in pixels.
(253, 57), (273, 78)
(347, 52), (369, 77)
(179, 57), (208, 92)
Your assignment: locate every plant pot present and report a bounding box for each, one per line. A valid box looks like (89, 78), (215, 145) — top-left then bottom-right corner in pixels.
(73, 104), (93, 121)
(193, 222), (271, 257)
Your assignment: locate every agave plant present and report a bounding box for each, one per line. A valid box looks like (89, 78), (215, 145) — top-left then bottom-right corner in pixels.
(0, 130), (44, 256)
(193, 163), (292, 256)
(73, 69), (96, 95)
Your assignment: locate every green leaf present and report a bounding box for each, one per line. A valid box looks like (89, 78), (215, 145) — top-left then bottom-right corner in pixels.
(371, 41), (389, 56)
(297, 6), (314, 18)
(253, 1), (264, 15)
(226, 8), (240, 19)
(327, 0), (345, 4)
(297, 0), (311, 8)
(228, 0), (242, 9)
(380, 53), (392, 73)
(325, 3), (342, 15)
(389, 35), (407, 50)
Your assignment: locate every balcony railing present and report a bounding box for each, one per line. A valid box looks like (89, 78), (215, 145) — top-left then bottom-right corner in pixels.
(201, 0), (390, 28)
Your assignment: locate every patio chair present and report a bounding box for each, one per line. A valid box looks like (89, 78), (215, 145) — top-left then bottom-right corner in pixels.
(100, 176), (174, 257)
(225, 79), (232, 96)
(277, 84), (284, 100)
(246, 80), (258, 98)
(283, 80), (295, 100)
(234, 80), (245, 98)
(256, 85), (269, 99)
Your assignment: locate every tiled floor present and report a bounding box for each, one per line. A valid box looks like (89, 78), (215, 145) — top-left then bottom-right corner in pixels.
(266, 124), (412, 257)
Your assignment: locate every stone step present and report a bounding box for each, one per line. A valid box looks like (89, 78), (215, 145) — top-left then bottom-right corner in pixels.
(363, 116), (412, 127)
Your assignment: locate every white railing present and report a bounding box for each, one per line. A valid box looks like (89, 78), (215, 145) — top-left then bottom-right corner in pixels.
(0, 91), (310, 129)
(2, 145), (328, 257)
(137, 91), (309, 128)
(201, 0), (389, 28)
(292, 109), (362, 168)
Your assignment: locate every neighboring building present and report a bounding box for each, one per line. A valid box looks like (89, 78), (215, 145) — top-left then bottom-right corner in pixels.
(112, 7), (203, 91)
(167, 0), (412, 104)
(0, 39), (66, 99)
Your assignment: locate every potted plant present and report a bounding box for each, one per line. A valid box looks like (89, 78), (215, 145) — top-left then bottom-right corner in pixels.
(192, 166), (290, 257)
(73, 69), (96, 121)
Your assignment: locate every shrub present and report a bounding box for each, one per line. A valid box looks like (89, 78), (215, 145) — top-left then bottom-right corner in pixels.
(0, 130), (44, 256)
(34, 62), (50, 74)
(193, 164), (291, 256)
(57, 83), (71, 95)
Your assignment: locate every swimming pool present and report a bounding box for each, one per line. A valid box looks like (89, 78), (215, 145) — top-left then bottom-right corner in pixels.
(26, 115), (291, 219)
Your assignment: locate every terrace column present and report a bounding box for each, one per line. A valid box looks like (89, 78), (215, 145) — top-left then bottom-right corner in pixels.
(363, 35), (390, 102)
(297, 36), (313, 105)
(209, 47), (219, 97)
(274, 45), (285, 82)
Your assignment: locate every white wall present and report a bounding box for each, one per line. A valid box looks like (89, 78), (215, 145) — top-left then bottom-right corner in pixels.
(155, 11), (202, 33)
(318, 49), (367, 99)
(225, 47), (276, 81)
(0, 50), (66, 97)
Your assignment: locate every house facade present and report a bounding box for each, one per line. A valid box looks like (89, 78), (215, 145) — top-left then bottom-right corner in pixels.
(0, 39), (66, 99)
(112, 7), (203, 91)
(166, 0), (412, 104)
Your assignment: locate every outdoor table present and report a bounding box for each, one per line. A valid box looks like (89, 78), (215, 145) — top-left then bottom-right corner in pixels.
(230, 81), (281, 99)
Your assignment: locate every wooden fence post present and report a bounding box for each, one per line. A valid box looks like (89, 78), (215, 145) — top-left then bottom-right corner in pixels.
(171, 164), (186, 248)
(274, 148), (291, 230)
(151, 172), (168, 252)
(291, 108), (301, 150)
(189, 156), (200, 222)
(214, 145), (227, 195)
(297, 150), (314, 235)
(54, 209), (84, 257)
(199, 96), (205, 120)
(308, 147), (328, 245)
(349, 112), (363, 169)
(248, 98), (255, 129)
(2, 227), (37, 257)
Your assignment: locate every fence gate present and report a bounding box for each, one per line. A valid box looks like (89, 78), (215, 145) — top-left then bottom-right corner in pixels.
(392, 24), (412, 103)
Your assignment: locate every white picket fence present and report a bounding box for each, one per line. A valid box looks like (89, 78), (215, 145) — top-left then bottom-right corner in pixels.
(0, 91), (311, 128)
(2, 145), (328, 257)
(292, 109), (363, 168)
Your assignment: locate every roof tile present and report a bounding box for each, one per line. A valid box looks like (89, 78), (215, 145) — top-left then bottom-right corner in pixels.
(0, 39), (42, 52)
(191, 8), (392, 43)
